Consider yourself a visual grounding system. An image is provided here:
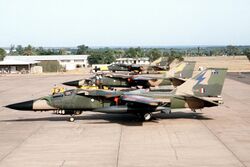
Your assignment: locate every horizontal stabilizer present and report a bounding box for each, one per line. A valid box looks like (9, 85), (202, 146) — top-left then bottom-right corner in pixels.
(173, 94), (219, 108)
(169, 77), (186, 87)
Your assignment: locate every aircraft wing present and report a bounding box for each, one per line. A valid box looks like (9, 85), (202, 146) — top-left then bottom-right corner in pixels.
(105, 74), (130, 80)
(93, 95), (165, 113)
(93, 105), (167, 113)
(76, 89), (123, 98)
(132, 76), (159, 81)
(132, 75), (170, 81)
(121, 95), (162, 107)
(118, 64), (130, 67)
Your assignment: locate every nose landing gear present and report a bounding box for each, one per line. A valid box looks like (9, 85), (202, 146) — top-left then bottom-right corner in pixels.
(69, 116), (75, 122)
(68, 111), (82, 122)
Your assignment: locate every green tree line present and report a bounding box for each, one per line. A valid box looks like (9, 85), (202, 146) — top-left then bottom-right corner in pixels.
(1, 44), (250, 64)
(0, 48), (6, 60)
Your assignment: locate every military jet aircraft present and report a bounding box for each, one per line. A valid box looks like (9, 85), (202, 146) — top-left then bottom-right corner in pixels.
(6, 68), (227, 122)
(146, 57), (171, 72)
(93, 57), (172, 73)
(92, 63), (144, 73)
(63, 61), (196, 90)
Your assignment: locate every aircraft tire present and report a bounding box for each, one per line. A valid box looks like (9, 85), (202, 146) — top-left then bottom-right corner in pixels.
(74, 111), (82, 115)
(69, 117), (75, 122)
(143, 112), (152, 121)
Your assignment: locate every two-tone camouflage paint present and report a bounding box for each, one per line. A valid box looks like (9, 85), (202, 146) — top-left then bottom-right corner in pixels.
(6, 68), (228, 116)
(44, 89), (122, 111)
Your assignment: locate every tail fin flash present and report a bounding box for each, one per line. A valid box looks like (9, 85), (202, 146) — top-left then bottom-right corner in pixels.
(175, 68), (228, 97)
(166, 61), (196, 79)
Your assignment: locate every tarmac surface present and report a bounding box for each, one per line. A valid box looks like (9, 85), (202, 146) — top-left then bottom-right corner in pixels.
(0, 74), (250, 167)
(227, 72), (250, 85)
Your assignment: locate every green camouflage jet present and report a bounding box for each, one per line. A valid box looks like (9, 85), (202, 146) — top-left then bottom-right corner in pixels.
(63, 61), (196, 89)
(6, 68), (227, 122)
(94, 57), (172, 73)
(146, 57), (171, 72)
(92, 63), (144, 73)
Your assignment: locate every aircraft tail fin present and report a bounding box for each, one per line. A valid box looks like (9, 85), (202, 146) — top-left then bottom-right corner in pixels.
(166, 61), (196, 79)
(175, 68), (228, 97)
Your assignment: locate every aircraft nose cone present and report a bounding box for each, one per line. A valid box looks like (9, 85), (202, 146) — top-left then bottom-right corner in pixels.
(62, 80), (80, 87)
(5, 100), (34, 111)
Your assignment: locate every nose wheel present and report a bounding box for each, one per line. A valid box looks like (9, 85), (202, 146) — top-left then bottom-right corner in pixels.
(69, 116), (75, 122)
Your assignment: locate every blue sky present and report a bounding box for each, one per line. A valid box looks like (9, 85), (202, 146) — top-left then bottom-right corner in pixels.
(0, 0), (250, 47)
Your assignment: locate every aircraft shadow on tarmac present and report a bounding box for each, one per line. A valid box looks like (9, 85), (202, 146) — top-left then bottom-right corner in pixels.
(1, 112), (212, 126)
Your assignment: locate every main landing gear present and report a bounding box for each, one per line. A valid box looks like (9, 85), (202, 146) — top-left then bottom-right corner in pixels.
(192, 109), (200, 119)
(143, 112), (152, 121)
(137, 112), (152, 121)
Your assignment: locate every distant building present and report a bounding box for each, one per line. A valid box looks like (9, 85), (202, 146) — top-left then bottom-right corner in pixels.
(115, 57), (150, 65)
(0, 59), (39, 74)
(4, 55), (89, 71)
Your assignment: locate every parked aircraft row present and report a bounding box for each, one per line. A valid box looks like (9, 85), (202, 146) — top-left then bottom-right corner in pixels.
(5, 60), (227, 122)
